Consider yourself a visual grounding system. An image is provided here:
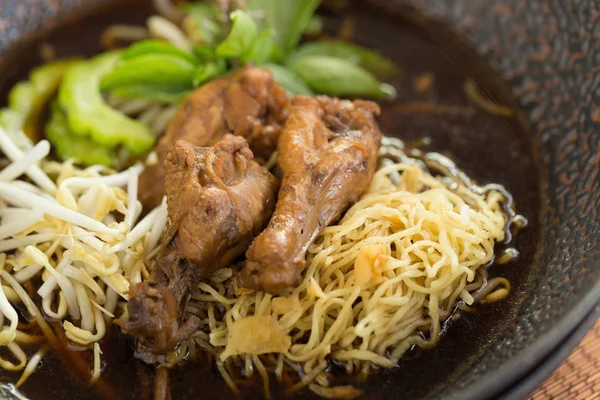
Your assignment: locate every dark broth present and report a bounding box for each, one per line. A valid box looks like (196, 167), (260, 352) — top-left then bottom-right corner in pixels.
(0, 1), (540, 399)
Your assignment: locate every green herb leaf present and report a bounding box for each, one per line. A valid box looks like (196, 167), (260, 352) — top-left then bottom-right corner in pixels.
(111, 84), (192, 104)
(287, 55), (396, 99)
(121, 39), (196, 63)
(193, 59), (227, 87)
(288, 39), (399, 79)
(262, 64), (314, 97)
(181, 2), (224, 47)
(192, 45), (218, 61)
(243, 29), (277, 64)
(100, 54), (195, 91)
(247, 0), (321, 56)
(216, 10), (258, 59)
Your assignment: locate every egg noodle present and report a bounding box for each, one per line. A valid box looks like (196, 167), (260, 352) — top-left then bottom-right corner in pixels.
(168, 138), (518, 399)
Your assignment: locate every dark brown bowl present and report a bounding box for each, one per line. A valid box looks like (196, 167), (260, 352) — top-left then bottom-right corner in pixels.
(0, 0), (599, 399)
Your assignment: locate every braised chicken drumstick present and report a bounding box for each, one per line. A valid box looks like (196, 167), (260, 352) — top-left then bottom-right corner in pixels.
(138, 66), (288, 210)
(121, 135), (279, 353)
(240, 96), (382, 294)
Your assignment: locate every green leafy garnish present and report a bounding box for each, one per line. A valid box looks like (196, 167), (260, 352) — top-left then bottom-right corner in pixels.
(102, 0), (398, 104)
(193, 59), (227, 87)
(192, 45), (218, 61)
(216, 10), (258, 59)
(247, 0), (321, 56)
(101, 53), (196, 90)
(243, 29), (277, 64)
(23, 0), (401, 173)
(262, 64), (314, 97)
(181, 2), (224, 47)
(99, 40), (199, 102)
(121, 39), (197, 63)
(288, 39), (399, 79)
(111, 84), (192, 104)
(287, 55), (396, 99)
(94, 0), (397, 117)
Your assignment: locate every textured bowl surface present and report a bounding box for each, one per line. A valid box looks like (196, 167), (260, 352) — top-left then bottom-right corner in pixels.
(381, 1), (600, 398)
(0, 0), (599, 399)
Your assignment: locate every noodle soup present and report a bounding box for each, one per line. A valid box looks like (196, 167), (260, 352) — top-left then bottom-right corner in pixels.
(0, 1), (539, 399)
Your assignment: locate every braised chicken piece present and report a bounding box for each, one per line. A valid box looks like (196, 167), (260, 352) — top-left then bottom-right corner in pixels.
(240, 96), (382, 294)
(120, 135), (279, 353)
(138, 66), (288, 210)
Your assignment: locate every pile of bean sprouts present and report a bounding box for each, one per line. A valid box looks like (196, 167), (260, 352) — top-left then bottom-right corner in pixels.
(0, 126), (167, 387)
(0, 14), (187, 387)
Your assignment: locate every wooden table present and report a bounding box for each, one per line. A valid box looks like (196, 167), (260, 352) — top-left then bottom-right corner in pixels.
(529, 319), (600, 399)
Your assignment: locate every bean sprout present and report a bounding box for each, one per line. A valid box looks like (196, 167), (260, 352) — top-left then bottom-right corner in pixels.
(0, 128), (168, 387)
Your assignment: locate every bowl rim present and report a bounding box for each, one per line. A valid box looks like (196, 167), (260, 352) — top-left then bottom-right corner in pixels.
(458, 280), (600, 400)
(497, 303), (600, 400)
(375, 2), (600, 398)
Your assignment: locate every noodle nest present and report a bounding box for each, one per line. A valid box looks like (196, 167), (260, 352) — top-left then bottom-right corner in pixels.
(173, 146), (512, 398)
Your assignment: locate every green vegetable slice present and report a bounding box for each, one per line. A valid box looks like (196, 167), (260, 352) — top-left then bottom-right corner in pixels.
(0, 109), (32, 150)
(287, 55), (395, 99)
(192, 45), (218, 61)
(261, 64), (314, 97)
(46, 102), (118, 168)
(58, 52), (155, 155)
(0, 109), (24, 133)
(8, 82), (35, 116)
(193, 59), (227, 87)
(243, 29), (277, 64)
(216, 10), (258, 59)
(5, 59), (78, 143)
(288, 39), (399, 79)
(30, 59), (76, 94)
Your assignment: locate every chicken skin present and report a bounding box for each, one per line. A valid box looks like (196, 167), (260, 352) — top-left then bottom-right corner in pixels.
(240, 96), (382, 294)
